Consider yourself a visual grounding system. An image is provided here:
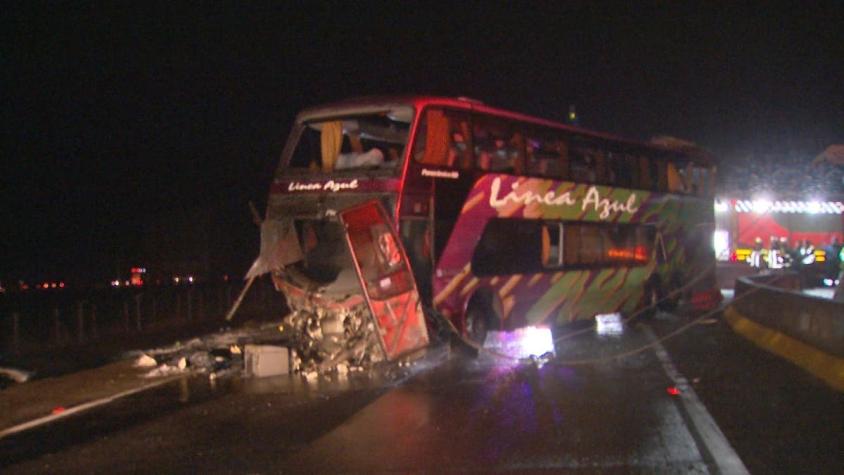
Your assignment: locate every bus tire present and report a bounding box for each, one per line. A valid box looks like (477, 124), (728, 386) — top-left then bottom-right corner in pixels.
(638, 282), (661, 320)
(657, 276), (681, 312)
(462, 293), (500, 355)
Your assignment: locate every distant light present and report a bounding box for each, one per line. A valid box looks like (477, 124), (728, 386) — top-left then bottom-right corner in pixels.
(713, 230), (729, 259)
(50, 282), (57, 289)
(174, 277), (181, 284)
(188, 276), (194, 283)
(667, 386), (681, 396)
(752, 199), (772, 214)
(59, 282), (65, 288)
(714, 200), (728, 213)
(124, 280), (130, 286)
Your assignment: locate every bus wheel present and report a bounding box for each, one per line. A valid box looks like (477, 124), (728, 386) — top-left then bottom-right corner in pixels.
(658, 276), (681, 312)
(637, 282), (660, 320)
(465, 303), (489, 348)
(464, 293), (500, 352)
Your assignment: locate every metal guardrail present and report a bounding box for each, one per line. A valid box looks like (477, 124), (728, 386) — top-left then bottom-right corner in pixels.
(1, 279), (286, 356)
(733, 273), (844, 357)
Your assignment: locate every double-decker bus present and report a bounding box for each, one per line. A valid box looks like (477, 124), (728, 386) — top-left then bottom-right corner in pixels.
(252, 96), (719, 361)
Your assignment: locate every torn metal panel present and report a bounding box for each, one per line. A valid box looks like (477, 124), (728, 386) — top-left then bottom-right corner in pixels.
(246, 218), (303, 279)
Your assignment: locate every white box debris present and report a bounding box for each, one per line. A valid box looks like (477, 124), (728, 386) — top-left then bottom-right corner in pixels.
(244, 344), (290, 377)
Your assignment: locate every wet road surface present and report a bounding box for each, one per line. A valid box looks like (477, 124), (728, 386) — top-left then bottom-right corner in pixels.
(2, 310), (842, 474)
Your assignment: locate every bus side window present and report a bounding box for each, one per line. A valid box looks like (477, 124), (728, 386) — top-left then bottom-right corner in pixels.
(570, 144), (595, 183)
(691, 165), (709, 195)
(593, 151), (608, 184)
(667, 161), (685, 192)
(472, 219), (542, 275)
(708, 166), (717, 195)
(541, 223), (562, 267)
(510, 130), (526, 175)
(473, 116), (514, 172)
(656, 160), (668, 192)
(638, 156), (653, 190)
(607, 151), (635, 187)
(413, 108), (472, 169)
(526, 129), (569, 179)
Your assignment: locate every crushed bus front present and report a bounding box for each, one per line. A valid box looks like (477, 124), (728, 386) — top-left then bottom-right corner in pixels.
(248, 101), (430, 373)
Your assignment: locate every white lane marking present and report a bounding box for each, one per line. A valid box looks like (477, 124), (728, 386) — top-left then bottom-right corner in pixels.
(643, 325), (750, 475)
(0, 376), (181, 439)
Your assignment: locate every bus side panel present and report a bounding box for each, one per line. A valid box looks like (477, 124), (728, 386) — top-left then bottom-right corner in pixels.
(433, 174), (713, 325)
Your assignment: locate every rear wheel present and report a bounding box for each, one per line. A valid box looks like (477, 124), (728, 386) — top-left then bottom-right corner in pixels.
(658, 276), (681, 312)
(465, 303), (489, 347)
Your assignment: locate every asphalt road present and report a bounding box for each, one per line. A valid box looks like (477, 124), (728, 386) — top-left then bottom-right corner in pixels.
(2, 310), (842, 474)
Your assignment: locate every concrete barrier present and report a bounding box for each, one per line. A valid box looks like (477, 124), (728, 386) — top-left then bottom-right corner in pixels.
(733, 273), (843, 357)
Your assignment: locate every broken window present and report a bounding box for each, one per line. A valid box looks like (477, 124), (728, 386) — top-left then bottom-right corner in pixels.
(285, 108), (413, 173)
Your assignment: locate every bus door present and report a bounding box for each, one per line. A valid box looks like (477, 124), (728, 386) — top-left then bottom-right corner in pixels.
(339, 201), (430, 360)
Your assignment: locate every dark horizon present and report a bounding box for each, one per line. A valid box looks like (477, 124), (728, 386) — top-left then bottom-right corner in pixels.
(2, 2), (843, 285)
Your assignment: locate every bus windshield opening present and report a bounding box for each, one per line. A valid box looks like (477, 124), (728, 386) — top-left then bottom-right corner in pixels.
(284, 108), (413, 174)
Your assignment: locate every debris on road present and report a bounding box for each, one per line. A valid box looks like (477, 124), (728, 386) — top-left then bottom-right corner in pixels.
(134, 354), (157, 368)
(0, 367), (33, 386)
(244, 344), (290, 377)
(130, 322), (286, 379)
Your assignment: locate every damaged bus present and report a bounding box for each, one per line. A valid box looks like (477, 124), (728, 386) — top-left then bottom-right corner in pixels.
(252, 96), (719, 368)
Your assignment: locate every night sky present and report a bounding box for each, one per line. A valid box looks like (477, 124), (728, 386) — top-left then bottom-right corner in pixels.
(2, 2), (843, 285)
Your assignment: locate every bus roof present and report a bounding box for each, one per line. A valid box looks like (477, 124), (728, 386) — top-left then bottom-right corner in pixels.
(297, 95), (715, 166)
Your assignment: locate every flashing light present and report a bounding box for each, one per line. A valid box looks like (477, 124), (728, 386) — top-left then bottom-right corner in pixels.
(752, 199), (773, 214)
(733, 199), (844, 214)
